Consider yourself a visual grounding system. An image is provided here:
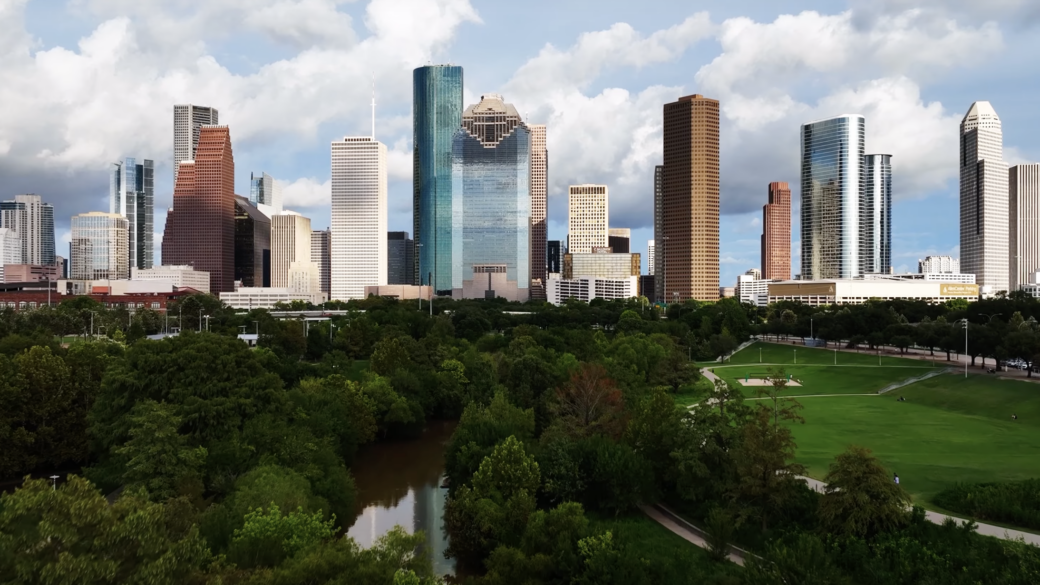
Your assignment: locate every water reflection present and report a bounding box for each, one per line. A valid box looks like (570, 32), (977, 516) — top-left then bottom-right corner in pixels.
(347, 421), (456, 578)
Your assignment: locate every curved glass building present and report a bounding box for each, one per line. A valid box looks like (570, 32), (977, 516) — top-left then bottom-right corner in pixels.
(451, 94), (531, 301)
(800, 115), (865, 279)
(413, 65), (464, 294)
(862, 153), (892, 274)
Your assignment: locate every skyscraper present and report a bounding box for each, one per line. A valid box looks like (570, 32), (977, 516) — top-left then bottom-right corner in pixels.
(250, 171), (283, 213)
(862, 154), (892, 275)
(608, 228), (631, 253)
(662, 94), (720, 301)
(173, 104), (219, 184)
(271, 212), (313, 288)
(70, 212), (129, 280)
(162, 125), (236, 293)
(960, 101), (1009, 295)
(1010, 163), (1040, 291)
(387, 232), (414, 285)
(331, 136), (387, 300)
(413, 65), (464, 291)
(547, 240), (562, 274)
(652, 164), (663, 297)
(529, 124), (548, 300)
(800, 115), (865, 280)
(0, 194), (55, 265)
(761, 182), (791, 280)
(311, 228), (331, 296)
(451, 94), (531, 301)
(234, 195), (270, 288)
(110, 157), (154, 270)
(647, 239), (655, 276)
(567, 185), (608, 254)
(0, 228), (19, 281)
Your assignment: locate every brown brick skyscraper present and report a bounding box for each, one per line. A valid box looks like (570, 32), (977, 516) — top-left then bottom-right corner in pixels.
(661, 94), (719, 302)
(529, 124), (547, 300)
(162, 126), (236, 293)
(762, 181), (791, 280)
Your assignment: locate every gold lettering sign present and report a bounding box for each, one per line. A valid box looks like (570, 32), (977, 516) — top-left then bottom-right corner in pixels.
(940, 284), (979, 296)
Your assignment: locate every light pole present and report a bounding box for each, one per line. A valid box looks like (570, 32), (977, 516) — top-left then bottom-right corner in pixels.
(794, 348), (796, 364)
(810, 317), (814, 342)
(416, 243), (424, 311)
(49, 475), (60, 491)
(961, 318), (969, 378)
(198, 309), (203, 332)
(253, 320), (259, 336)
(204, 315), (211, 332)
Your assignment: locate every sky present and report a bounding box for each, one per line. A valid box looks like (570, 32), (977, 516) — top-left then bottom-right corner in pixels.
(2, 0), (1040, 288)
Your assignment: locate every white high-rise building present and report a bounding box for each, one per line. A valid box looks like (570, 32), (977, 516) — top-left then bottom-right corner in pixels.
(0, 194), (55, 266)
(271, 212), (313, 289)
(919, 256), (960, 274)
(331, 136), (387, 300)
(568, 184), (608, 254)
(173, 104), (219, 183)
(1010, 163), (1040, 291)
(959, 101), (1008, 295)
(0, 228), (20, 281)
(70, 212), (129, 280)
(647, 239), (655, 276)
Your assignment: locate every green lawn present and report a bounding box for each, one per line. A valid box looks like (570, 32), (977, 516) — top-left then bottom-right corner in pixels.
(589, 513), (741, 578)
(721, 341), (937, 368)
(790, 374), (1040, 503)
(711, 364), (937, 397)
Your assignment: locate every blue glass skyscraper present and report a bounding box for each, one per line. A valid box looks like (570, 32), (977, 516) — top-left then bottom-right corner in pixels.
(110, 158), (154, 269)
(862, 153), (892, 274)
(413, 65), (463, 293)
(451, 94), (531, 301)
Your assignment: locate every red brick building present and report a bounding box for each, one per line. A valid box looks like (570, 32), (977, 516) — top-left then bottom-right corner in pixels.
(762, 182), (792, 280)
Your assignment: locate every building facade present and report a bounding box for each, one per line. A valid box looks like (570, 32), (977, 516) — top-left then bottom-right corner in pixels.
(271, 212), (312, 289)
(331, 136), (388, 300)
(547, 275), (638, 305)
(661, 94), (720, 301)
(647, 239), (655, 276)
(1010, 163), (1040, 291)
(529, 124), (548, 300)
(388, 231), (414, 285)
(547, 240), (562, 274)
(71, 212), (129, 281)
(131, 265), (210, 292)
(311, 228), (331, 296)
(173, 104), (219, 183)
(451, 94), (531, 301)
(2, 264), (62, 284)
(0, 228), (19, 281)
(801, 115), (866, 280)
(608, 228), (631, 254)
(919, 256), (960, 274)
(249, 171), (282, 213)
(652, 165), (663, 297)
(414, 65), (464, 291)
(564, 251), (641, 280)
(219, 287), (327, 310)
(162, 126), (236, 293)
(110, 157), (154, 270)
(234, 196), (271, 288)
(768, 279), (979, 306)
(567, 185), (608, 254)
(0, 194), (55, 266)
(960, 101), (1009, 295)
(762, 181), (791, 280)
(862, 154), (893, 275)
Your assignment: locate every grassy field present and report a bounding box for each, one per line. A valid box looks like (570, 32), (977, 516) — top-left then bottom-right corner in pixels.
(721, 341), (938, 368)
(791, 374), (1040, 503)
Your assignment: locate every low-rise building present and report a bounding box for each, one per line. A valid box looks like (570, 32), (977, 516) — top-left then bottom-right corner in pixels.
(131, 265), (211, 292)
(219, 287), (327, 309)
(767, 279), (979, 306)
(564, 251), (640, 280)
(736, 271), (770, 306)
(861, 272), (975, 284)
(2, 263), (61, 283)
(547, 275), (638, 305)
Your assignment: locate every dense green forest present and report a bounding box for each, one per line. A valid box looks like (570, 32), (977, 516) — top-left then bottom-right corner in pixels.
(2, 292), (1040, 584)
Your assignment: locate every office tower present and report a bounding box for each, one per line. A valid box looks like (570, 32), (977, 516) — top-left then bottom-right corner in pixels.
(568, 185), (608, 254)
(173, 104), (219, 183)
(652, 165), (664, 297)
(647, 240), (655, 276)
(1010, 163), (1040, 290)
(271, 212), (313, 288)
(529, 124), (548, 300)
(0, 194), (55, 265)
(55, 255), (67, 279)
(331, 136), (388, 300)
(0, 228), (19, 281)
(387, 231), (415, 285)
(234, 195), (271, 288)
(761, 182), (791, 280)
(311, 228), (331, 295)
(70, 212), (129, 280)
(960, 101), (1009, 294)
(413, 65), (464, 290)
(250, 171), (283, 213)
(452, 94), (531, 301)
(661, 94), (720, 301)
(608, 228), (631, 253)
(919, 256), (960, 274)
(162, 125), (236, 293)
(547, 240), (562, 274)
(110, 158), (155, 270)
(800, 115), (865, 280)
(862, 155), (892, 275)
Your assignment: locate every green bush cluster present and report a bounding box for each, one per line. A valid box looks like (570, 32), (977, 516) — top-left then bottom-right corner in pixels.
(934, 479), (1040, 530)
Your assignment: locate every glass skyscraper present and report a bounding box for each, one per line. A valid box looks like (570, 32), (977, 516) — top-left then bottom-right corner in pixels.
(800, 115), (865, 279)
(413, 65), (463, 293)
(451, 94), (530, 301)
(862, 154), (892, 274)
(110, 157), (154, 270)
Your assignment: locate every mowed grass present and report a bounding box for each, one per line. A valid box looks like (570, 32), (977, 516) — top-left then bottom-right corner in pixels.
(713, 364), (936, 397)
(722, 341), (937, 368)
(791, 374), (1040, 503)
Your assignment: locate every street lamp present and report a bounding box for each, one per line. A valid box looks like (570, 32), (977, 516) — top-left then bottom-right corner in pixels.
(49, 475), (60, 491)
(961, 318), (969, 378)
(204, 315), (211, 332)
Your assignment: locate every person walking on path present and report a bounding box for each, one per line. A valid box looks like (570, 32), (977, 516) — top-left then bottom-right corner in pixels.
(894, 473), (900, 485)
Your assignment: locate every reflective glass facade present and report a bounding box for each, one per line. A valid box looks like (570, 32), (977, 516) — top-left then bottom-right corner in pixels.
(862, 154), (892, 274)
(110, 157), (154, 270)
(71, 212), (129, 280)
(800, 115), (865, 279)
(413, 66), (463, 292)
(451, 123), (531, 296)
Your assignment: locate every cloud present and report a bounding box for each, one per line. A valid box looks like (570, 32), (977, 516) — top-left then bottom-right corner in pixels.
(281, 177), (330, 208)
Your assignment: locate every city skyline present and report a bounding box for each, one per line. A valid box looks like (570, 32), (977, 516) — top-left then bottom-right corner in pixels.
(3, 2), (1040, 290)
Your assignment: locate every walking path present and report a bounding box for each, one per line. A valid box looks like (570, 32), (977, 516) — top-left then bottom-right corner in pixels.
(640, 504), (749, 566)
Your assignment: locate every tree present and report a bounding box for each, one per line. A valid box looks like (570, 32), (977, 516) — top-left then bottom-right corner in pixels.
(481, 502), (590, 585)
(728, 408), (807, 531)
(445, 392), (535, 487)
(370, 336), (413, 376)
(817, 445), (910, 537)
(294, 375), (378, 460)
(742, 532), (849, 585)
(762, 367), (804, 430)
(554, 363), (625, 439)
(115, 400), (207, 501)
(228, 503), (336, 568)
(0, 476), (212, 584)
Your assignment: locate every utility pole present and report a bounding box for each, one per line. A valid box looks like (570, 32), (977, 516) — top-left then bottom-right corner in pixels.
(962, 318), (969, 378)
